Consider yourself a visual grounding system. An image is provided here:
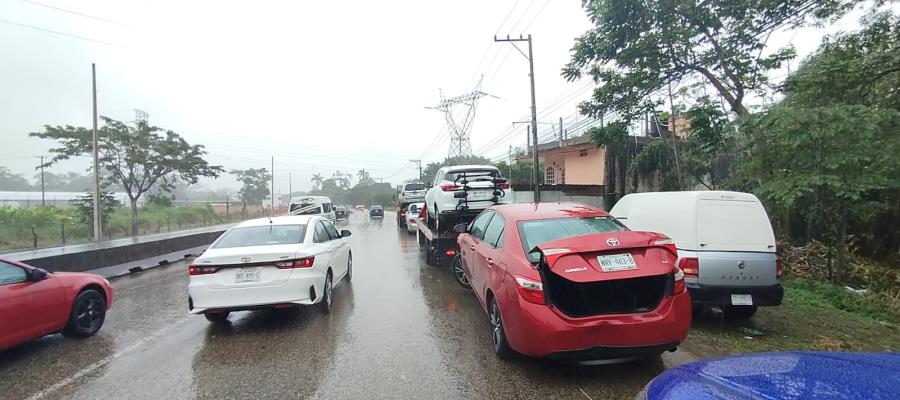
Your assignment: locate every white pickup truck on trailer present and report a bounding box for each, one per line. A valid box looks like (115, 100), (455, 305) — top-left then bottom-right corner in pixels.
(610, 191), (783, 319)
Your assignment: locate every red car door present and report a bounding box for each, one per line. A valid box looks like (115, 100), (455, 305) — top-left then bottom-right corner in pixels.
(474, 213), (506, 300)
(463, 212), (495, 306)
(0, 261), (66, 349)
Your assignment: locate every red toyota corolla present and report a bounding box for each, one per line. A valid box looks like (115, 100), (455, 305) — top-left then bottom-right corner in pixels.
(0, 258), (114, 351)
(453, 202), (691, 362)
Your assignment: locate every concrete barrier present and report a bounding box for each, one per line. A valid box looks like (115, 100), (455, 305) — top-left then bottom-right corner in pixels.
(1, 224), (233, 273)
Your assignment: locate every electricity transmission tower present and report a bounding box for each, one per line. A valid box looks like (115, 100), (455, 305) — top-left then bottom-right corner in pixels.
(427, 78), (495, 159)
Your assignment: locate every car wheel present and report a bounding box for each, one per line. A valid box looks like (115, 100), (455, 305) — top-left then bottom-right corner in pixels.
(204, 312), (230, 323)
(489, 298), (514, 359)
(346, 254), (353, 282)
(319, 272), (333, 314)
(452, 255), (471, 289)
(725, 305), (758, 319)
(62, 289), (107, 338)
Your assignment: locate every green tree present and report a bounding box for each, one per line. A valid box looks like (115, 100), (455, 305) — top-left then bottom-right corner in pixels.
(31, 118), (223, 235)
(230, 168), (271, 213)
(563, 0), (858, 177)
(70, 191), (121, 237)
(310, 173), (324, 191)
(0, 167), (32, 190)
(357, 169), (374, 186)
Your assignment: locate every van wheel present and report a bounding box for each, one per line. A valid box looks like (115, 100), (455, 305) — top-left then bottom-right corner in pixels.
(725, 305), (758, 319)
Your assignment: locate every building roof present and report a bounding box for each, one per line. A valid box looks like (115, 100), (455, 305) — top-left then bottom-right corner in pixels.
(490, 201), (608, 221)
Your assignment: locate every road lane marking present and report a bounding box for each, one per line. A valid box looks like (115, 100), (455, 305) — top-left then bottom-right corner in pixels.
(24, 318), (191, 400)
(579, 387), (594, 400)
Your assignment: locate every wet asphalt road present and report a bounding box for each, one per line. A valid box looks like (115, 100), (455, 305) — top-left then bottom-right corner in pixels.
(0, 211), (691, 400)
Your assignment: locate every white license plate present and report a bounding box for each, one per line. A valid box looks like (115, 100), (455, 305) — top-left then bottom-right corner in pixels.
(470, 190), (490, 200)
(597, 253), (637, 272)
(234, 268), (261, 283)
(731, 294), (753, 306)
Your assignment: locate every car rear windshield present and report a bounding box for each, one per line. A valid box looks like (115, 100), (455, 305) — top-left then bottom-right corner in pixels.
(291, 203), (322, 215)
(444, 169), (498, 182)
(371, 206), (383, 210)
(213, 225), (306, 249)
(404, 183), (426, 191)
(518, 217), (626, 262)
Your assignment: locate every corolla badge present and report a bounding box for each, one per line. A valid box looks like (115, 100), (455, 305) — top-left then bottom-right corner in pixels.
(564, 267), (588, 273)
(241, 256), (252, 263)
(606, 237), (620, 247)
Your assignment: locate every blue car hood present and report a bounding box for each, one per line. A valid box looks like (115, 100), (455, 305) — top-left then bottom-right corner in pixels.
(648, 351), (900, 400)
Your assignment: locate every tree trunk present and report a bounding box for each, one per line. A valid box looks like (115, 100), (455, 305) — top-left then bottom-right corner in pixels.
(834, 206), (849, 283)
(130, 198), (139, 236)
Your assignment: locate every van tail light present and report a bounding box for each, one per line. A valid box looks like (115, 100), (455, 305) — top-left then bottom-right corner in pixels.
(188, 265), (217, 275)
(678, 257), (699, 277)
(672, 267), (686, 294)
(513, 275), (545, 304)
(652, 238), (677, 256)
(440, 183), (460, 191)
(776, 257), (783, 279)
(275, 257), (315, 269)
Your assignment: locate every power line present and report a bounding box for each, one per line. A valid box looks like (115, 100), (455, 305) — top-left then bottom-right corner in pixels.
(0, 18), (121, 46)
(20, 0), (131, 28)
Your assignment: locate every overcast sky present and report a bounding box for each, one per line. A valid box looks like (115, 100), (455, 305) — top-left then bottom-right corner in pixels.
(0, 0), (875, 195)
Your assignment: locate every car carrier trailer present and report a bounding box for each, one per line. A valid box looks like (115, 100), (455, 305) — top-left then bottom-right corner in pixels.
(415, 171), (507, 267)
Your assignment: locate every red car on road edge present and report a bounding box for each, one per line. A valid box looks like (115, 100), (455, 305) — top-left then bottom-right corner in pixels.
(453, 202), (691, 362)
(0, 258), (114, 351)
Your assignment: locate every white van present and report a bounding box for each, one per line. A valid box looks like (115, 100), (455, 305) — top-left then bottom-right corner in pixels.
(610, 191), (782, 318)
(288, 196), (335, 223)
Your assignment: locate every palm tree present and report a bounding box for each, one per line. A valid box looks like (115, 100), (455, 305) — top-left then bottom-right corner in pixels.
(357, 169), (372, 185)
(310, 173), (324, 191)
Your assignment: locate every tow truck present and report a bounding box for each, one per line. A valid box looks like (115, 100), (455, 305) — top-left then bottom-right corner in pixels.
(415, 171), (507, 267)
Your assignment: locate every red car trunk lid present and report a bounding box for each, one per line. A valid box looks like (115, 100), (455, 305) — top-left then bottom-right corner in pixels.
(534, 231), (674, 283)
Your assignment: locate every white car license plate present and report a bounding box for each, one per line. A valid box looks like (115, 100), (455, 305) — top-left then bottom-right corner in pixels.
(731, 294), (753, 306)
(234, 268), (261, 283)
(470, 190), (490, 200)
(597, 253), (637, 272)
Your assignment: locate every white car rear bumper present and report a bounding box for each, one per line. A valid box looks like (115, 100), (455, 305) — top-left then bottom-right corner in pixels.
(188, 271), (325, 313)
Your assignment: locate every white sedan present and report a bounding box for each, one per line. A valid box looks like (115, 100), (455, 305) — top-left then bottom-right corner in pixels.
(405, 202), (425, 235)
(188, 215), (352, 322)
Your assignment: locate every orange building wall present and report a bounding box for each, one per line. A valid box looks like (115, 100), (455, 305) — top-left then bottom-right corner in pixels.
(539, 146), (606, 185)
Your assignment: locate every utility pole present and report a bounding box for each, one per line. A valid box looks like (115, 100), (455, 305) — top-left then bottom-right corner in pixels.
(270, 156), (275, 210)
(288, 172), (292, 197)
(495, 34), (539, 202)
(91, 63), (102, 241)
(409, 159), (422, 180)
(559, 117), (564, 147)
(508, 145), (513, 179)
(37, 156), (45, 206)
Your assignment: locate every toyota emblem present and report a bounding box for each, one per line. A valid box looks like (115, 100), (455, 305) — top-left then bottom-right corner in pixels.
(606, 238), (620, 247)
(738, 260), (746, 269)
(241, 256), (251, 263)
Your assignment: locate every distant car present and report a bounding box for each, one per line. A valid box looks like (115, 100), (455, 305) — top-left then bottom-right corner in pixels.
(188, 215), (352, 321)
(356, 204), (366, 210)
(399, 182), (427, 203)
(455, 202), (690, 362)
(0, 258), (114, 350)
(405, 203), (425, 234)
(335, 206), (349, 220)
(289, 196), (336, 223)
(425, 165), (508, 231)
(369, 205), (384, 218)
(640, 351), (900, 399)
(611, 191), (782, 318)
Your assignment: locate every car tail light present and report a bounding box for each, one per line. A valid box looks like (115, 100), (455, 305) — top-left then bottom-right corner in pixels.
(678, 257), (699, 277)
(446, 249), (456, 256)
(399, 210), (406, 216)
(188, 265), (217, 275)
(672, 267), (686, 294)
(652, 238), (678, 256)
(440, 183), (460, 191)
(776, 257), (783, 279)
(514, 275), (545, 304)
(275, 257), (315, 269)
(497, 182), (510, 189)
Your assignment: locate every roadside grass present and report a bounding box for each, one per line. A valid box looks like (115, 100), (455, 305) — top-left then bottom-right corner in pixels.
(687, 277), (900, 357)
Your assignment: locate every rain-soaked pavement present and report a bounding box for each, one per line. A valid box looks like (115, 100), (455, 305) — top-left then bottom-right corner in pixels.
(0, 211), (695, 400)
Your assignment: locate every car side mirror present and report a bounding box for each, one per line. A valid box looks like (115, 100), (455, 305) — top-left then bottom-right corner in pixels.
(453, 223), (468, 233)
(28, 268), (48, 282)
(340, 229), (352, 237)
(426, 182), (432, 189)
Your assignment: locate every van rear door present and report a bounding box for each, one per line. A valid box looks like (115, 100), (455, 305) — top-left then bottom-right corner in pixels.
(695, 199), (778, 287)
